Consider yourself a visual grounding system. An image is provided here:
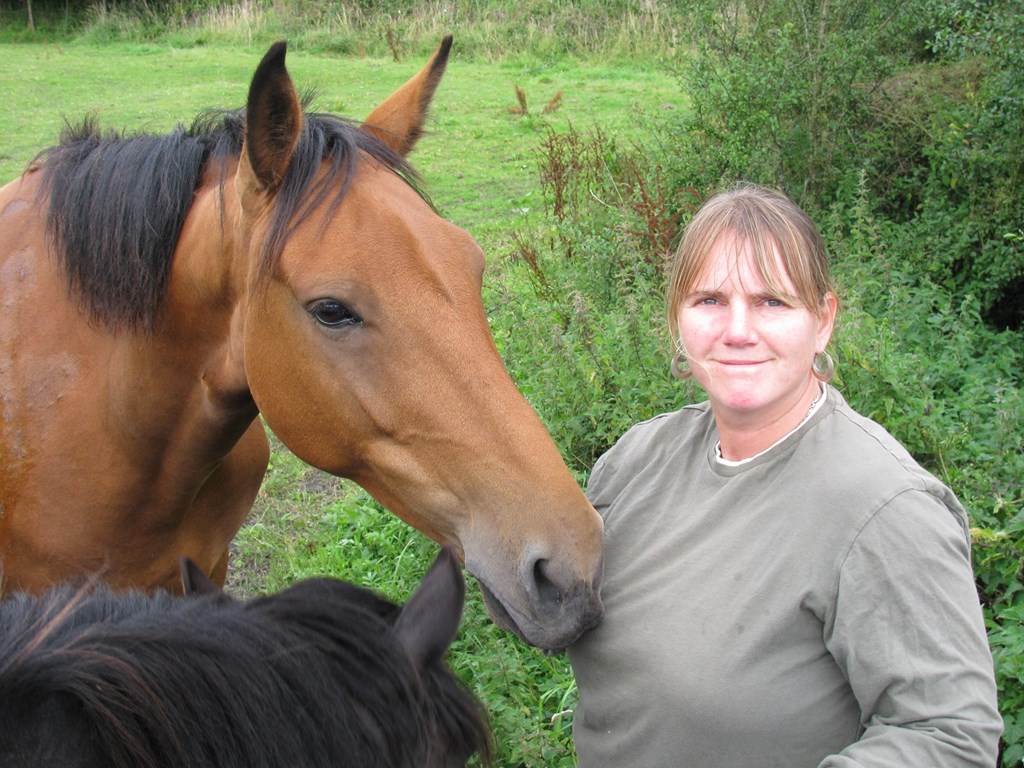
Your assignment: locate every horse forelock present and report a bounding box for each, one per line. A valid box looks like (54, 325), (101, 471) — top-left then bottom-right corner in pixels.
(34, 98), (425, 333)
(254, 105), (427, 284)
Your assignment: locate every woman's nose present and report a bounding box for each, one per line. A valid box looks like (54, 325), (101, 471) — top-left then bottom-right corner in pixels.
(723, 303), (756, 343)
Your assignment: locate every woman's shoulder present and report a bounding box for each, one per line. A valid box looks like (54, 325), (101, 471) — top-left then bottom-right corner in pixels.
(621, 401), (711, 442)
(811, 388), (966, 533)
(587, 403), (713, 494)
(602, 403), (711, 463)
(822, 390), (936, 478)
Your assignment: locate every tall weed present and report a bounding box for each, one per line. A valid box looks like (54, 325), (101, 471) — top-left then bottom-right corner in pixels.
(492, 123), (700, 472)
(7, 0), (690, 63)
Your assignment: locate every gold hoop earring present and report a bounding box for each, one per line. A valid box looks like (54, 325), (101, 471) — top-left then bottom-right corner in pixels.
(672, 341), (692, 380)
(812, 350), (835, 382)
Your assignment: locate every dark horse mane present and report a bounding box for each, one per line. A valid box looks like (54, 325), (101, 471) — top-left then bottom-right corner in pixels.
(33, 98), (423, 332)
(0, 565), (490, 768)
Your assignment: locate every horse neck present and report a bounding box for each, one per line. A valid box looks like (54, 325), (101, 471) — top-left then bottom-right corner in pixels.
(107, 167), (259, 462)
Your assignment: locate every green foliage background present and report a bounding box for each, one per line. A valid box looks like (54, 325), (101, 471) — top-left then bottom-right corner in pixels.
(2, 0), (1021, 765)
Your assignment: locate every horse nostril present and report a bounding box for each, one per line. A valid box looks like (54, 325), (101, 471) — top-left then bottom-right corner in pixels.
(528, 556), (576, 611)
(507, 549), (604, 648)
(533, 559), (563, 606)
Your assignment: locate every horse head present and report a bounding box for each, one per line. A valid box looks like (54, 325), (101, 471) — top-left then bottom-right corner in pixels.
(229, 40), (603, 650)
(0, 550), (490, 768)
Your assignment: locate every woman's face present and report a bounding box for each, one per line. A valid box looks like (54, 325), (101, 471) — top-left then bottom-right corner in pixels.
(676, 232), (836, 435)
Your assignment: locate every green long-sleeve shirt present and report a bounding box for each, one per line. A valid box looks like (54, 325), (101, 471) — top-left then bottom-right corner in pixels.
(569, 387), (1001, 767)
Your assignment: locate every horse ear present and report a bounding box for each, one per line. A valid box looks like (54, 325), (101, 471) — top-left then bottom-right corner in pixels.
(392, 545), (465, 669)
(361, 35), (453, 157)
(240, 40), (303, 196)
(179, 557), (221, 597)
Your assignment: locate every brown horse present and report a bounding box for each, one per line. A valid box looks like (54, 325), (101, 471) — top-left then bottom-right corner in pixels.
(0, 38), (603, 651)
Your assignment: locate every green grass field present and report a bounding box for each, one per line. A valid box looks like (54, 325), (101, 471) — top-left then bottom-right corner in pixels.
(0, 41), (681, 245)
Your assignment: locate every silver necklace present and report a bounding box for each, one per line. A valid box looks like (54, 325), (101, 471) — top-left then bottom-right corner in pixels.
(803, 385), (824, 422)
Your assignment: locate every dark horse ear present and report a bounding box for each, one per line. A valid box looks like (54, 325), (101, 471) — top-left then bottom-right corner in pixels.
(242, 40), (303, 194)
(179, 557), (221, 597)
(393, 546), (465, 669)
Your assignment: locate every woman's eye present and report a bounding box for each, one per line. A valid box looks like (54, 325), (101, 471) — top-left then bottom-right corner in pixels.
(308, 299), (362, 328)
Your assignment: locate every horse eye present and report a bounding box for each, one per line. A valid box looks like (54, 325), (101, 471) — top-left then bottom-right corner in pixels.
(308, 299), (362, 328)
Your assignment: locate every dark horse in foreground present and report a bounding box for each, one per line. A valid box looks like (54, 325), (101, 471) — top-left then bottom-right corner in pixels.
(0, 37), (603, 650)
(0, 548), (490, 767)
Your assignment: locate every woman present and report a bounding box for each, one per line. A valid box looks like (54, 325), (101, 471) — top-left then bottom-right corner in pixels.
(568, 184), (1002, 767)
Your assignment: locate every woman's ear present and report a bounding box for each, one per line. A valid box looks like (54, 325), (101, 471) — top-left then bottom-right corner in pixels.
(817, 291), (839, 349)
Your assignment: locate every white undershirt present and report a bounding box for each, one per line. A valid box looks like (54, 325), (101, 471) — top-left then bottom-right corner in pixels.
(716, 383), (828, 466)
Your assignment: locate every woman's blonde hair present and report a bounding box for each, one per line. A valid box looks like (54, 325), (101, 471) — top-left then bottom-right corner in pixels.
(666, 183), (836, 344)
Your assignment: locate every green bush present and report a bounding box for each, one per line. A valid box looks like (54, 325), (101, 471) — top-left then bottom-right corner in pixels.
(853, 0), (1024, 328)
(912, 0), (1024, 328)
(659, 0), (1024, 331)
(663, 0), (929, 209)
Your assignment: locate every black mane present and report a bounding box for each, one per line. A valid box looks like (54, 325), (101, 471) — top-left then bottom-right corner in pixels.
(35, 100), (421, 332)
(0, 574), (489, 768)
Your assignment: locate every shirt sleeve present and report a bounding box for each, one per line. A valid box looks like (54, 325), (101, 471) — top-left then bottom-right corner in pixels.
(818, 490), (1003, 767)
(585, 423), (643, 523)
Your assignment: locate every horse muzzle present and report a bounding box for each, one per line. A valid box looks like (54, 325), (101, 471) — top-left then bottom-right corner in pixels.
(469, 551), (604, 652)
